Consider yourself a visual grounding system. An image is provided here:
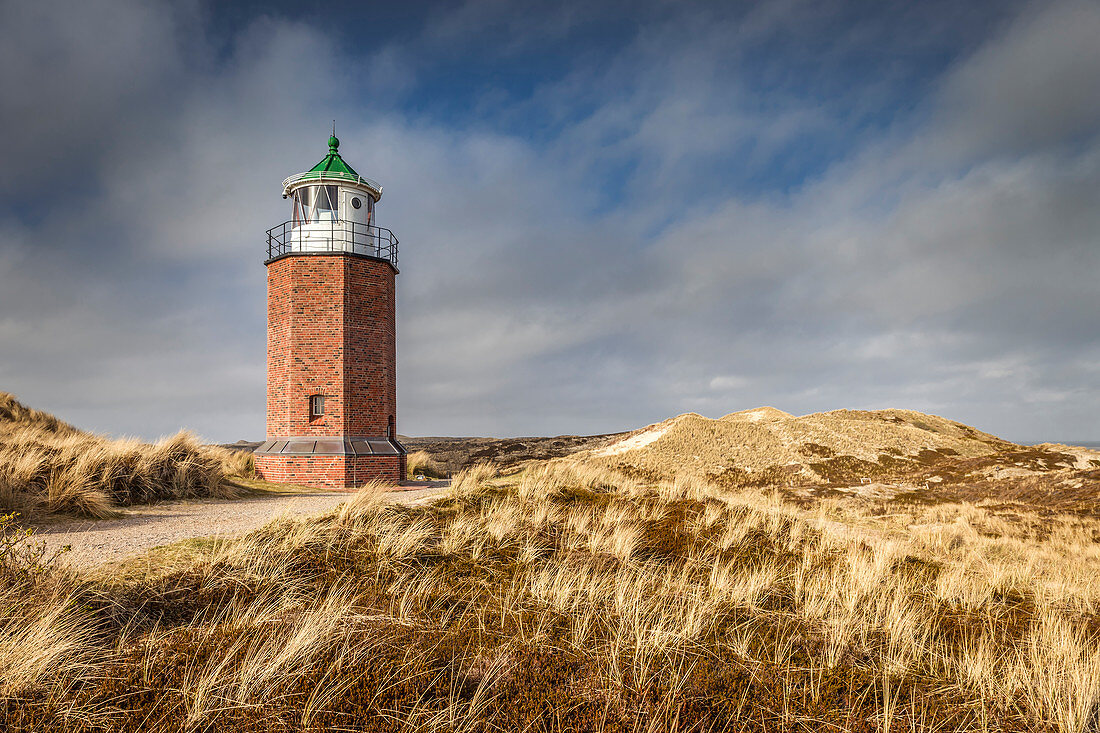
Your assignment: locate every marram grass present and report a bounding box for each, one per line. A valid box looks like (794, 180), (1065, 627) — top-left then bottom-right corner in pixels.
(2, 460), (1098, 732)
(0, 391), (250, 517)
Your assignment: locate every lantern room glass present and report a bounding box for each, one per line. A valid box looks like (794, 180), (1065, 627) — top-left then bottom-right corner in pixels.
(291, 185), (339, 226)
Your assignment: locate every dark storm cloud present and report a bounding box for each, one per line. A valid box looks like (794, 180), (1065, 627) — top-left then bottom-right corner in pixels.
(0, 0), (1097, 443)
(935, 0), (1100, 157)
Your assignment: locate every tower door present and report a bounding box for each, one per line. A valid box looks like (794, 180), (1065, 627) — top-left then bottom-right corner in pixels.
(342, 190), (370, 226)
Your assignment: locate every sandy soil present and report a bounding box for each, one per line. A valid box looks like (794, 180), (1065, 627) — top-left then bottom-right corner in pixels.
(31, 485), (449, 568)
(593, 423), (672, 457)
(583, 407), (1015, 480)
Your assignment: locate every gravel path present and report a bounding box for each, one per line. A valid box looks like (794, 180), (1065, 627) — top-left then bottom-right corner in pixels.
(32, 485), (449, 568)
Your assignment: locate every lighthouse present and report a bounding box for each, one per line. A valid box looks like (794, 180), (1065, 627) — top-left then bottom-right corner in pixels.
(254, 133), (406, 488)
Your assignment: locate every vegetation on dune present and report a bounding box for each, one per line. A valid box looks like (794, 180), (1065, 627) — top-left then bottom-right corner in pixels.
(406, 450), (446, 480)
(585, 408), (1100, 516)
(0, 392), (253, 517)
(588, 407), (1018, 484)
(2, 460), (1099, 732)
(0, 394), (80, 435)
(403, 433), (624, 474)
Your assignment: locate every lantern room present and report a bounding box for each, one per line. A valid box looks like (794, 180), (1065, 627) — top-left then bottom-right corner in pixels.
(265, 135), (398, 266)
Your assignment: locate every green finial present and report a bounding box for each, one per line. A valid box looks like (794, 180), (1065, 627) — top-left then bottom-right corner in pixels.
(303, 121), (363, 182)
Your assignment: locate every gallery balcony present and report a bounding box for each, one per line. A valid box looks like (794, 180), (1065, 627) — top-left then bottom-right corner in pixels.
(265, 220), (399, 268)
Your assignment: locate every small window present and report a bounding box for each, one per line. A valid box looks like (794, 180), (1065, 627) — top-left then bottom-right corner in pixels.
(387, 415), (395, 438)
(310, 395), (325, 418)
(351, 196), (362, 210)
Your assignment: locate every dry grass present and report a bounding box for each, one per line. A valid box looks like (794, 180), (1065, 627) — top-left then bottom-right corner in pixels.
(588, 407), (1020, 484)
(406, 450), (446, 479)
(2, 456), (1098, 731)
(585, 409), (1100, 522)
(402, 433), (624, 473)
(0, 392), (250, 517)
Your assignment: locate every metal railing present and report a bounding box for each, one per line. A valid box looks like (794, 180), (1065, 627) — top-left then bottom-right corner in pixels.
(282, 170), (383, 194)
(265, 220), (399, 267)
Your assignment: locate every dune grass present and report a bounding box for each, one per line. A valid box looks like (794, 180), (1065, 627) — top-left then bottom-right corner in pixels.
(406, 449), (447, 480)
(0, 392), (252, 517)
(587, 408), (1019, 485)
(2, 460), (1098, 731)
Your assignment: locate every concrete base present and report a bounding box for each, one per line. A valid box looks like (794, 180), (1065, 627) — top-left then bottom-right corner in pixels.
(254, 453), (406, 489)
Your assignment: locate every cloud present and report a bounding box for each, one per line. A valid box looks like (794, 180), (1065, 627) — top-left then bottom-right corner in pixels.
(0, 0), (1097, 444)
(935, 0), (1100, 157)
(0, 0), (195, 196)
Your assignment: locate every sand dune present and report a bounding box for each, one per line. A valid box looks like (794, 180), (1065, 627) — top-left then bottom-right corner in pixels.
(589, 407), (1022, 485)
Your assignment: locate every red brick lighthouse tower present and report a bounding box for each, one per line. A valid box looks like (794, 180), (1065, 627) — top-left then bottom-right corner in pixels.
(254, 133), (405, 488)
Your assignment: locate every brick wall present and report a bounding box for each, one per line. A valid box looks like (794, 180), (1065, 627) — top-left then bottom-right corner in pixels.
(265, 254), (397, 438)
(254, 453), (405, 488)
(344, 257), (397, 436)
(260, 251), (401, 490)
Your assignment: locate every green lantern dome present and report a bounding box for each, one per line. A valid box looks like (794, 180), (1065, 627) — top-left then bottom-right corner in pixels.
(281, 134), (383, 199)
(308, 135), (359, 179)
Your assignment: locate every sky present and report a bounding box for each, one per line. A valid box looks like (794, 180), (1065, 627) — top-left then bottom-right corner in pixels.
(1, 0), (1098, 444)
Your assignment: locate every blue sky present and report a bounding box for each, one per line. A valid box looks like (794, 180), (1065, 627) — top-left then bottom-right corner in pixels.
(1, 0), (1098, 443)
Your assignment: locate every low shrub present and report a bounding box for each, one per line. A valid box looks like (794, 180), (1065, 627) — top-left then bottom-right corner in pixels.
(0, 513), (67, 589)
